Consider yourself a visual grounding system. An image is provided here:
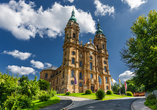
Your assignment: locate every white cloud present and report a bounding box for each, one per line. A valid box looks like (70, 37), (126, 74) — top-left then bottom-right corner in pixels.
(119, 70), (135, 82)
(8, 65), (36, 75)
(44, 62), (52, 68)
(94, 0), (115, 17)
(30, 60), (44, 69)
(3, 50), (32, 60)
(30, 60), (52, 69)
(64, 0), (74, 3)
(121, 0), (147, 9)
(0, 0), (96, 40)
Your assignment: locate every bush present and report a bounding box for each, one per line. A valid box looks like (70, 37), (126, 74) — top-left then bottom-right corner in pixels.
(146, 94), (156, 101)
(85, 89), (92, 94)
(48, 88), (56, 97)
(38, 79), (51, 91)
(39, 90), (51, 102)
(126, 91), (133, 96)
(3, 92), (32, 109)
(65, 92), (70, 95)
(106, 90), (113, 95)
(96, 89), (105, 100)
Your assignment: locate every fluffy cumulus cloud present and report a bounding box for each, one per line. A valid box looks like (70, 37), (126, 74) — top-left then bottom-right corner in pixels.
(121, 0), (147, 9)
(8, 65), (36, 75)
(94, 0), (115, 17)
(0, 0), (96, 40)
(3, 50), (32, 60)
(64, 0), (74, 3)
(119, 70), (135, 82)
(30, 60), (52, 69)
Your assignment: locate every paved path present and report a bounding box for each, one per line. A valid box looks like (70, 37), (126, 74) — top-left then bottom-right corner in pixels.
(40, 96), (72, 110)
(67, 97), (139, 110)
(132, 98), (152, 110)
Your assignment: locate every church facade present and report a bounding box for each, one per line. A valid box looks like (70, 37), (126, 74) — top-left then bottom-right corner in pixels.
(40, 9), (111, 93)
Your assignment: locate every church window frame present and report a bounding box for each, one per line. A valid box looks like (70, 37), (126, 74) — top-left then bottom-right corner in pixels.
(90, 62), (92, 70)
(106, 86), (108, 90)
(79, 61), (82, 67)
(72, 51), (75, 55)
(90, 56), (92, 60)
(99, 76), (102, 85)
(73, 33), (75, 38)
(72, 58), (75, 64)
(71, 80), (74, 85)
(79, 82), (83, 87)
(102, 45), (104, 49)
(71, 70), (74, 77)
(79, 72), (82, 79)
(104, 66), (107, 72)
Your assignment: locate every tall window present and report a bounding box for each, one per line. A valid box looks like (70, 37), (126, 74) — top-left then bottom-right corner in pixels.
(106, 77), (108, 83)
(97, 45), (98, 49)
(71, 80), (74, 85)
(79, 82), (82, 87)
(73, 33), (75, 38)
(72, 58), (75, 64)
(72, 51), (75, 55)
(79, 61), (82, 67)
(71, 70), (74, 77)
(45, 73), (48, 78)
(51, 75), (52, 78)
(104, 67), (107, 72)
(57, 78), (58, 84)
(90, 62), (92, 70)
(104, 61), (106, 64)
(99, 76), (102, 85)
(102, 45), (104, 49)
(90, 73), (93, 78)
(53, 80), (55, 86)
(79, 72), (82, 79)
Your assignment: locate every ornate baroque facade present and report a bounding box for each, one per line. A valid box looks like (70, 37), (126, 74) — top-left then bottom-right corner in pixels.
(40, 9), (111, 93)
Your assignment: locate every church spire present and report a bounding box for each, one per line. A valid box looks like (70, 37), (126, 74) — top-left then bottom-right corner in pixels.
(69, 7), (77, 22)
(96, 19), (103, 34)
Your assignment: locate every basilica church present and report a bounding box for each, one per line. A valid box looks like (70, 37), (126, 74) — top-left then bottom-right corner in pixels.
(40, 9), (111, 93)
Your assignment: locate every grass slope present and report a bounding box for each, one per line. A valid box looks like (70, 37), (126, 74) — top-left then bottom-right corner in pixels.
(57, 93), (132, 101)
(21, 96), (60, 110)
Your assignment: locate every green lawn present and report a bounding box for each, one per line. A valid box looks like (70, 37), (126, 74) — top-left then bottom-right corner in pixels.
(21, 96), (60, 110)
(57, 93), (133, 101)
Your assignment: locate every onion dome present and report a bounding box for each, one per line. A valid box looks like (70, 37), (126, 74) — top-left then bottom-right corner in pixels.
(69, 9), (77, 22)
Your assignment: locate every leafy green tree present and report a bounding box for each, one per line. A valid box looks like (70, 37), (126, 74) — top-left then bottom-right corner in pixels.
(112, 83), (119, 94)
(120, 10), (157, 91)
(19, 75), (29, 84)
(38, 79), (50, 91)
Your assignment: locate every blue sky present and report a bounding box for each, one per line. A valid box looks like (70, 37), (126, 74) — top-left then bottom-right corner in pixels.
(0, 0), (156, 83)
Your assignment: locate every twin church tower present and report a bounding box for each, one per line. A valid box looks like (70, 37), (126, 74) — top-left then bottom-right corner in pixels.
(40, 9), (111, 93)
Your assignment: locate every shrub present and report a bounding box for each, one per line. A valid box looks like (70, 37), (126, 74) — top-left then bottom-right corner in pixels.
(85, 89), (92, 94)
(146, 94), (156, 101)
(96, 89), (105, 100)
(48, 88), (56, 97)
(126, 91), (133, 96)
(106, 90), (113, 95)
(38, 79), (51, 91)
(3, 92), (32, 109)
(65, 92), (70, 95)
(39, 90), (51, 102)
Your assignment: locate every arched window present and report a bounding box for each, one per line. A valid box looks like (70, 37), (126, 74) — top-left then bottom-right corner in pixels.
(104, 67), (107, 72)
(90, 56), (92, 60)
(72, 58), (75, 64)
(106, 86), (108, 90)
(102, 45), (104, 49)
(72, 51), (75, 55)
(99, 76), (102, 85)
(79, 82), (83, 87)
(79, 61), (82, 67)
(79, 72), (82, 79)
(73, 33), (75, 38)
(71, 70), (74, 77)
(90, 63), (92, 70)
(51, 75), (52, 78)
(71, 80), (74, 85)
(106, 77), (108, 83)
(45, 73), (48, 78)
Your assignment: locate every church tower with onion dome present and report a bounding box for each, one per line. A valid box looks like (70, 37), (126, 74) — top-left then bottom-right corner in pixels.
(40, 9), (111, 93)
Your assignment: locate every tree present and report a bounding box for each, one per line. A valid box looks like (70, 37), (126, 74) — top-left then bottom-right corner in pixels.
(38, 79), (50, 91)
(19, 75), (29, 84)
(120, 10), (157, 91)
